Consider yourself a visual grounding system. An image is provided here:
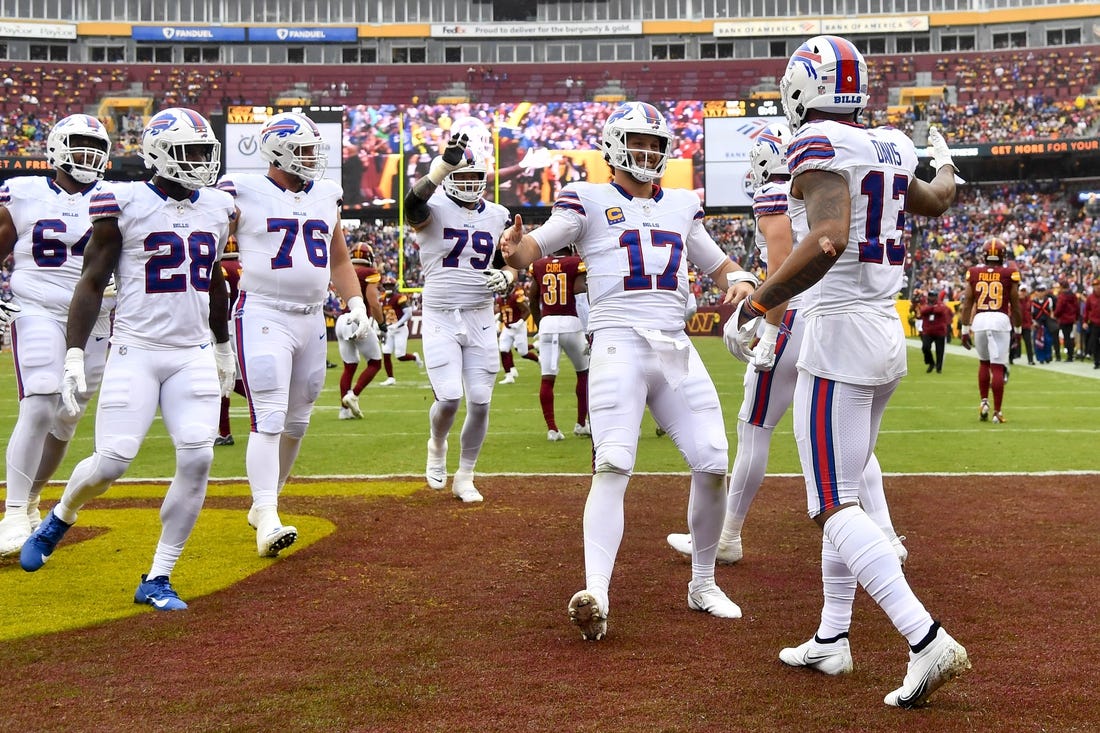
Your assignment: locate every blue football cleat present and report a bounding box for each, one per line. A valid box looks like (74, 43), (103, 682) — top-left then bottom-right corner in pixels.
(20, 509), (73, 572)
(134, 575), (188, 611)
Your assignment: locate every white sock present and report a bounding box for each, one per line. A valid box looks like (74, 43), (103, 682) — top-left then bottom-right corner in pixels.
(823, 505), (933, 645)
(582, 472), (630, 605)
(817, 534), (856, 639)
(723, 420), (773, 543)
(247, 431), (282, 508)
(688, 470), (726, 581)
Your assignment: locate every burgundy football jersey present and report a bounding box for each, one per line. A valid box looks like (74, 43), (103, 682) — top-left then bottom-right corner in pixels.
(532, 254), (585, 318)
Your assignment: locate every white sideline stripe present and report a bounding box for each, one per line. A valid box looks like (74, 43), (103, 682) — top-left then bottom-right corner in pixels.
(13, 469), (1100, 486)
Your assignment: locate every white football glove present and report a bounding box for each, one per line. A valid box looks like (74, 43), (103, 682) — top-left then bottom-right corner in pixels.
(60, 347), (87, 416)
(0, 300), (20, 329)
(750, 322), (781, 372)
(344, 296), (372, 339)
(484, 268), (515, 295)
(926, 126), (957, 173)
(214, 341), (237, 398)
(723, 299), (763, 363)
(102, 275), (117, 299)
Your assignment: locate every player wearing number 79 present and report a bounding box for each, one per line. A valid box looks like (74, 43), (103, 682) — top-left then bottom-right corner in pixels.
(20, 108), (236, 612)
(501, 101), (760, 640)
(406, 129), (516, 504)
(216, 112), (382, 557)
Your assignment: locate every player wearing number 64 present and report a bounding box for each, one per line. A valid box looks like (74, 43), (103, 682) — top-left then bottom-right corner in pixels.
(500, 100), (760, 641)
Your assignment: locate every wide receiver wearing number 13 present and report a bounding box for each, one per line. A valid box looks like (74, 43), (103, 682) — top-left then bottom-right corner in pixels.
(502, 100), (759, 641)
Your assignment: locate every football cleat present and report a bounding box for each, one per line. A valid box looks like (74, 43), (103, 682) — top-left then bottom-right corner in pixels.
(134, 574), (188, 611)
(979, 400), (990, 421)
(573, 423), (591, 437)
(380, 377), (396, 386)
(992, 411), (1005, 424)
(0, 513), (33, 558)
(413, 352), (424, 370)
(665, 533), (744, 564)
(451, 468), (483, 503)
(213, 433), (235, 447)
(884, 624), (970, 708)
(426, 438), (448, 490)
(341, 390), (363, 419)
(499, 374), (515, 384)
(20, 509), (73, 572)
(338, 407), (354, 420)
(568, 589), (608, 641)
(780, 635), (854, 676)
(687, 579), (742, 619)
(547, 430), (565, 442)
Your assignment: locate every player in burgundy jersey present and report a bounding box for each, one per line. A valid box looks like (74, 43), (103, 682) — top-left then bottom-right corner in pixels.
(215, 237), (244, 446)
(337, 245), (387, 417)
(529, 248), (590, 439)
(379, 278), (423, 385)
(497, 281), (539, 384)
(959, 237), (1021, 423)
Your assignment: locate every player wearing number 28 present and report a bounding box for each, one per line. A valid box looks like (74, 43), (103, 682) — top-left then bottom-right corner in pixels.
(501, 101), (759, 640)
(217, 111), (379, 557)
(20, 108), (236, 612)
(0, 114), (114, 558)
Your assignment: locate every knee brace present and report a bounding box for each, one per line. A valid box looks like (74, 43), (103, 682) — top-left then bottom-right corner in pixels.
(594, 444), (634, 476)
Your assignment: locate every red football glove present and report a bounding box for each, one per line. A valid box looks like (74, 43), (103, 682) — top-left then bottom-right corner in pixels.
(960, 333), (972, 350)
(1010, 330), (1020, 352)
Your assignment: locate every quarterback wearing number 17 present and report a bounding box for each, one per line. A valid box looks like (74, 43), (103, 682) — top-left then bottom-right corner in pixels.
(501, 101), (760, 641)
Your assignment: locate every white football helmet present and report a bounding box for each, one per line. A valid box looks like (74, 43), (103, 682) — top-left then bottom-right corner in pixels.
(260, 112), (328, 181)
(601, 101), (674, 183)
(780, 35), (870, 130)
(141, 108), (221, 190)
(46, 114), (111, 184)
(748, 123), (793, 189)
(442, 147), (488, 203)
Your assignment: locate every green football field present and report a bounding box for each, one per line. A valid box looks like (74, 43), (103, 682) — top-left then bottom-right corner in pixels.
(1, 336), (1097, 481)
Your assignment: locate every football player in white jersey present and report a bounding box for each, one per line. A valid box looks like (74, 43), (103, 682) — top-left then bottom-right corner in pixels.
(217, 112), (379, 557)
(501, 101), (759, 640)
(0, 114), (114, 557)
(727, 36), (970, 707)
(406, 132), (516, 503)
(21, 108), (237, 612)
(665, 124), (908, 567)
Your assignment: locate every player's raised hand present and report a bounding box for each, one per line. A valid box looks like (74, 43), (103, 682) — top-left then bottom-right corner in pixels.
(442, 133), (470, 167)
(499, 214), (524, 258)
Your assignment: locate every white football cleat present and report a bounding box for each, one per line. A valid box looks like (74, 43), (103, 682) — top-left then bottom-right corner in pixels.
(341, 390), (363, 418)
(568, 589), (608, 641)
(0, 513), (33, 557)
(338, 407), (354, 420)
(665, 533), (743, 564)
(380, 377), (396, 386)
(499, 374), (515, 384)
(451, 468), (483, 503)
(251, 506), (297, 558)
(884, 625), (970, 708)
(687, 578), (742, 618)
(425, 438), (448, 490)
(573, 422), (591, 437)
(547, 429), (565, 441)
(780, 635), (855, 676)
(413, 352), (424, 370)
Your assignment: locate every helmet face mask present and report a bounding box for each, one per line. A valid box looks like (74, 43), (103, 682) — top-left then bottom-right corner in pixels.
(442, 147), (488, 203)
(749, 123), (792, 189)
(601, 101), (674, 183)
(780, 35), (869, 130)
(141, 108), (221, 190)
(260, 112), (328, 181)
(47, 115), (111, 184)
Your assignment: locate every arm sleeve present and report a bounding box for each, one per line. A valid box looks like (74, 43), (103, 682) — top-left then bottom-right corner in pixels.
(530, 210), (583, 258)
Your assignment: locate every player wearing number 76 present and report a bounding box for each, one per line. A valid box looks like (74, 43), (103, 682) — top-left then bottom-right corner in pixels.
(216, 111), (383, 558)
(20, 108), (236, 612)
(500, 101), (760, 641)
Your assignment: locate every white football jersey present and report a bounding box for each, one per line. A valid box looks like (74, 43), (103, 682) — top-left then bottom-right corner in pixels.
(2, 177), (113, 327)
(218, 174), (343, 306)
(416, 192), (510, 311)
(786, 120), (916, 384)
(89, 182), (235, 349)
(532, 182), (728, 332)
(752, 179), (804, 309)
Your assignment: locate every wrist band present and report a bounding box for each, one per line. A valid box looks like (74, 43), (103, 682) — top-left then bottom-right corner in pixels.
(743, 298), (766, 319)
